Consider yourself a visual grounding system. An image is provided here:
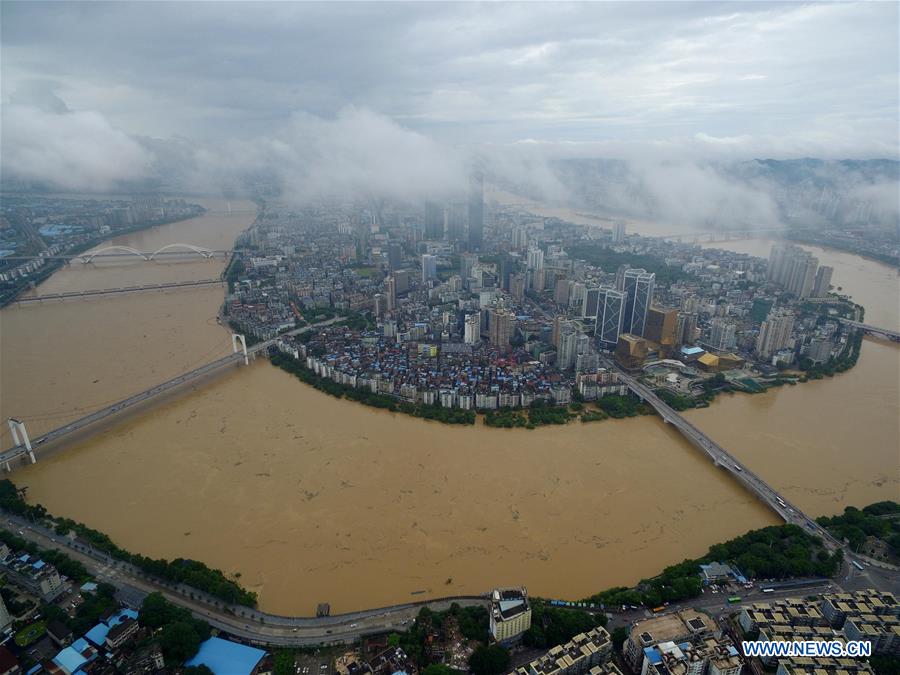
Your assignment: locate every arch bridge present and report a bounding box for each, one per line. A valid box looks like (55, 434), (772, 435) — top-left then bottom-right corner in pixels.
(78, 243), (217, 263)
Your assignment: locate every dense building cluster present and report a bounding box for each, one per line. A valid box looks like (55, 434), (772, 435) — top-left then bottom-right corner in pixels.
(226, 186), (864, 412)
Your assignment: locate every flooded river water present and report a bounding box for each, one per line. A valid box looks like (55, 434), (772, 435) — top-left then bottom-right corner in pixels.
(0, 199), (896, 614)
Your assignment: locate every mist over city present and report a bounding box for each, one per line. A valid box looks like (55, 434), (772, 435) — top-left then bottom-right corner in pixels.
(0, 3), (897, 675)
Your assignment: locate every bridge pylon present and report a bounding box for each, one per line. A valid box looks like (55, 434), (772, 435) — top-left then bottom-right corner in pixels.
(232, 334), (249, 366)
(7, 418), (35, 465)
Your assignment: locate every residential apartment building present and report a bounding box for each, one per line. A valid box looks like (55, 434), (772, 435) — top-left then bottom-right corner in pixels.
(623, 610), (719, 671)
(515, 627), (612, 675)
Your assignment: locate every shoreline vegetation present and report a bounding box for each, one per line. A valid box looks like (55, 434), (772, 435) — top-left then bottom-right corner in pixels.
(268, 351), (654, 428)
(266, 328), (864, 427)
(0, 480), (257, 607)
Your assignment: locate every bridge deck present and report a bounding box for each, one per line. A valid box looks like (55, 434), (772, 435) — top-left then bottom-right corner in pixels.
(612, 366), (842, 548)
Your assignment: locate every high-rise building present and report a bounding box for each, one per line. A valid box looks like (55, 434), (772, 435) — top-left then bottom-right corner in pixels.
(676, 312), (699, 345)
(557, 324), (578, 370)
(421, 254), (437, 281)
(709, 318), (737, 351)
(467, 171), (484, 250)
(460, 252), (479, 281)
(596, 287), (626, 349)
(756, 308), (795, 359)
(464, 313), (481, 345)
(768, 244), (819, 299)
(511, 226), (529, 250)
(551, 315), (564, 348)
(582, 286), (602, 319)
(643, 306), (677, 347)
(806, 338), (833, 364)
(622, 268), (655, 336)
(445, 203), (467, 241)
(387, 242), (403, 270)
(373, 293), (386, 318)
(509, 273), (526, 302)
(526, 247), (544, 272)
(488, 308), (514, 348)
(612, 220), (626, 243)
(554, 279), (571, 306)
(385, 276), (397, 312)
(424, 201), (444, 240)
(812, 266), (833, 298)
(394, 269), (410, 294)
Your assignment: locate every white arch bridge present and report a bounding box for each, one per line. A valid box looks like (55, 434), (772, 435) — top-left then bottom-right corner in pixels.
(78, 243), (222, 263)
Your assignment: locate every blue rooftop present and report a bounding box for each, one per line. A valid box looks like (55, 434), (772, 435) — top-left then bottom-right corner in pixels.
(185, 637), (266, 675)
(84, 622), (110, 647)
(643, 647), (663, 665)
(54, 638), (94, 673)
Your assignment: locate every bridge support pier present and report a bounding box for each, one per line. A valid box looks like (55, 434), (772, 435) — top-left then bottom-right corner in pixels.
(7, 418), (35, 464)
(232, 334), (249, 366)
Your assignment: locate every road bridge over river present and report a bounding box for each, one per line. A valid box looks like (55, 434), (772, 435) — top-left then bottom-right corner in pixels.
(1, 318), (342, 468)
(610, 365), (842, 548)
(12, 278), (226, 303)
(838, 318), (900, 342)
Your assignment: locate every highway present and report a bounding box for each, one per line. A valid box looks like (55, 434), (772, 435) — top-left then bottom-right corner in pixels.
(0, 317), (343, 468)
(2, 513), (487, 647)
(12, 279), (225, 303)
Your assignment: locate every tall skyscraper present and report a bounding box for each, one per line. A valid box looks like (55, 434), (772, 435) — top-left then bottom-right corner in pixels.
(612, 221), (626, 243)
(812, 266), (833, 298)
(445, 203), (467, 241)
(756, 308), (795, 358)
(622, 268), (655, 336)
(582, 286), (601, 319)
(467, 171), (484, 250)
(424, 201), (444, 240)
(596, 287), (626, 349)
(421, 254), (437, 281)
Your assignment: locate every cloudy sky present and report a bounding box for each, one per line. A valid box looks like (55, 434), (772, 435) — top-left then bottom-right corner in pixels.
(2, 1), (898, 195)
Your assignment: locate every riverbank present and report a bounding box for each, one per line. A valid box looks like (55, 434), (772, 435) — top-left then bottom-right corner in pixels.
(0, 479), (257, 606)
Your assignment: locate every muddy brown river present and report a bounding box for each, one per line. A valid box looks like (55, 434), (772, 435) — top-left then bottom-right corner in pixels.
(0, 200), (896, 614)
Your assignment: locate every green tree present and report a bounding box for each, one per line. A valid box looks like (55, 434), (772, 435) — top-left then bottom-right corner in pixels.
(160, 621), (205, 664)
(611, 626), (629, 651)
(469, 645), (510, 675)
(422, 665), (458, 675)
(184, 667), (215, 675)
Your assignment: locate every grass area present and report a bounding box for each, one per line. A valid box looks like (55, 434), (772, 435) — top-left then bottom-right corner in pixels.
(15, 620), (46, 647)
(352, 266), (381, 278)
